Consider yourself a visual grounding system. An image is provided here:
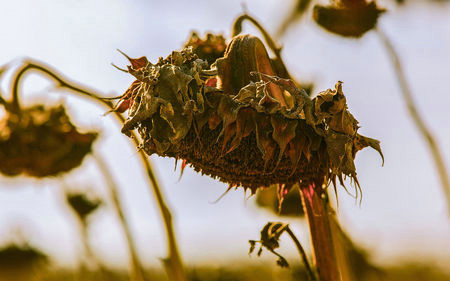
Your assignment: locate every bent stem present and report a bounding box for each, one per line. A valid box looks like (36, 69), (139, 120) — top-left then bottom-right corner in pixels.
(77, 216), (106, 276)
(377, 28), (450, 215)
(285, 226), (316, 281)
(298, 183), (339, 281)
(232, 13), (293, 80)
(10, 61), (186, 281)
(93, 152), (146, 281)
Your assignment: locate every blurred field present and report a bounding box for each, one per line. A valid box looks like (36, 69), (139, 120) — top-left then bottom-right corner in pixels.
(22, 263), (450, 281)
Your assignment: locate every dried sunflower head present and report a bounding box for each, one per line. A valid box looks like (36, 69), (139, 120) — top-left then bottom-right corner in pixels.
(0, 104), (97, 177)
(117, 34), (382, 198)
(313, 0), (385, 37)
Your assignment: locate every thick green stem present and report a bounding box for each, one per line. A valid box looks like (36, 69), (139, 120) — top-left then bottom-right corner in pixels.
(10, 61), (186, 281)
(299, 183), (339, 281)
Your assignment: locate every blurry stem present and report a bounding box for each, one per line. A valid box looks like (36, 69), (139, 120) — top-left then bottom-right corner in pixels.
(11, 61), (186, 281)
(298, 183), (339, 281)
(275, 0), (312, 39)
(377, 28), (450, 215)
(232, 14), (293, 80)
(77, 216), (103, 272)
(93, 152), (146, 281)
(233, 14), (281, 55)
(0, 94), (6, 107)
(285, 226), (316, 281)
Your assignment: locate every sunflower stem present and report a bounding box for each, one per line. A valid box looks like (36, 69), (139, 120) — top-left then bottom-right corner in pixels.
(93, 152), (147, 281)
(232, 13), (293, 80)
(377, 27), (450, 216)
(285, 226), (317, 281)
(298, 183), (339, 281)
(10, 60), (186, 281)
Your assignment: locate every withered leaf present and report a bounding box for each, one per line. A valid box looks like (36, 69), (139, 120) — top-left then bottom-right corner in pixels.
(271, 114), (298, 166)
(355, 133), (384, 165)
(227, 108), (256, 153)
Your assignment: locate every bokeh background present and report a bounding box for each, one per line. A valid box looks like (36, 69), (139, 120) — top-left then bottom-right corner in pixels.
(0, 0), (449, 279)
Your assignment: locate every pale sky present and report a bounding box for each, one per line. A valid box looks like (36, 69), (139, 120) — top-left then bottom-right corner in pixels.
(0, 0), (449, 271)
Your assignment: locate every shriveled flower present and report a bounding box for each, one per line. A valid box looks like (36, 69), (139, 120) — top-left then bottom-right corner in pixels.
(116, 34), (382, 200)
(0, 105), (97, 177)
(313, 0), (385, 37)
(66, 192), (102, 222)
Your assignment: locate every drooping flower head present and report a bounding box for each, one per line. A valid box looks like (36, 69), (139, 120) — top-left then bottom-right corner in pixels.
(313, 0), (385, 37)
(0, 104), (97, 178)
(116, 34), (382, 199)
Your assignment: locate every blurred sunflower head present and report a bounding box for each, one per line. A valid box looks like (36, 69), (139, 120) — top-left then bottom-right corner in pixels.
(66, 192), (102, 222)
(0, 104), (97, 178)
(117, 34), (382, 198)
(0, 243), (48, 281)
(313, 0), (385, 37)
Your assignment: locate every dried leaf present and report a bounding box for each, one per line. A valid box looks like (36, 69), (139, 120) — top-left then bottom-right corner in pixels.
(355, 133), (384, 165)
(271, 114), (298, 166)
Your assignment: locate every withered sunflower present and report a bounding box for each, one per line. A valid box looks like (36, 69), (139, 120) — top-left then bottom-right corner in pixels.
(0, 104), (97, 177)
(313, 0), (385, 37)
(117, 34), (382, 198)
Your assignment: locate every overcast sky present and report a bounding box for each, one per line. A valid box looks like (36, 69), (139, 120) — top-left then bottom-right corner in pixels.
(0, 0), (449, 271)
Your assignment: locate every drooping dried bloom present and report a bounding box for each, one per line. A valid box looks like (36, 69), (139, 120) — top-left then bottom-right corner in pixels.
(117, 34), (382, 198)
(313, 0), (385, 37)
(66, 193), (102, 222)
(0, 105), (97, 177)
